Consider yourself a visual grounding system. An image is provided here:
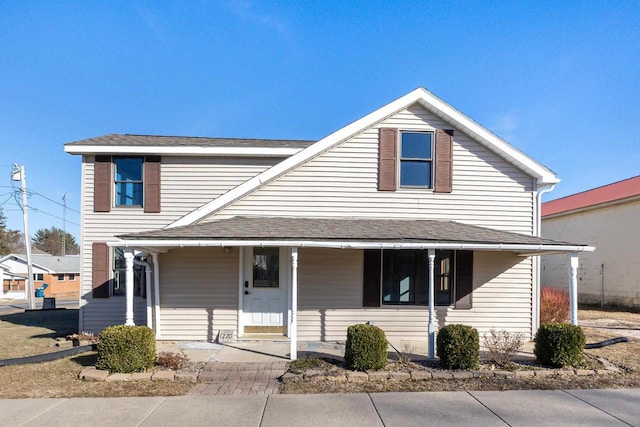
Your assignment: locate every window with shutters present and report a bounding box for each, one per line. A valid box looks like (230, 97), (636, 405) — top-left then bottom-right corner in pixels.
(381, 249), (454, 306)
(114, 157), (143, 206)
(378, 128), (452, 193)
(399, 132), (433, 187)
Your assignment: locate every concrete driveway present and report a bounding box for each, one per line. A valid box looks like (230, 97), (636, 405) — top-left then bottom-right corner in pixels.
(2, 388), (638, 426)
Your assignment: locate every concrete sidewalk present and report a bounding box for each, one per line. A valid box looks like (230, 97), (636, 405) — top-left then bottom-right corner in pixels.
(2, 388), (639, 426)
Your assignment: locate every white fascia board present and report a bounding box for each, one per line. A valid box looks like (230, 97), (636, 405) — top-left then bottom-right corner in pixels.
(108, 239), (595, 253)
(412, 90), (559, 185)
(64, 145), (302, 157)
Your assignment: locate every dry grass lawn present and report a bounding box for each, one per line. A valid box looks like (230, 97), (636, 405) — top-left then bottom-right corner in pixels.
(0, 308), (191, 398)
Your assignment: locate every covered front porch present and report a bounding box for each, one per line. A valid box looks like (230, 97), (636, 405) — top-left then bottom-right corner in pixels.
(110, 217), (594, 360)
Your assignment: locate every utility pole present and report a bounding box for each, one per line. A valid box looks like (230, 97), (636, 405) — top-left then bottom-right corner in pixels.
(12, 164), (35, 310)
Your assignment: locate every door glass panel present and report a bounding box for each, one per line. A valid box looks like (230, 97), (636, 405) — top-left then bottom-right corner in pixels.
(253, 247), (279, 288)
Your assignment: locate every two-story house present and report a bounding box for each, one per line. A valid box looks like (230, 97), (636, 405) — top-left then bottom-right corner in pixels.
(65, 88), (592, 359)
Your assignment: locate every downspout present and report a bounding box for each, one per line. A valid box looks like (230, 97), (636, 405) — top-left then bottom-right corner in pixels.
(134, 258), (153, 329)
(533, 182), (557, 336)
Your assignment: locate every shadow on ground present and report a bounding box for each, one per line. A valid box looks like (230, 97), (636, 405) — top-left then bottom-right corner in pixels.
(0, 309), (78, 339)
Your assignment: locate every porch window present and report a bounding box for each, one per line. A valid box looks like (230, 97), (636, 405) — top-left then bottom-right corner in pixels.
(381, 249), (454, 306)
(253, 247), (279, 288)
(112, 248), (145, 297)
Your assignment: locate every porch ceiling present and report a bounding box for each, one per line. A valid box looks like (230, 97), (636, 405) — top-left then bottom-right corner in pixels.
(113, 216), (594, 254)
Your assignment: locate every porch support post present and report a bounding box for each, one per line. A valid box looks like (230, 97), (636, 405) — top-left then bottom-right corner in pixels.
(570, 252), (579, 325)
(290, 247), (298, 361)
(0, 268), (4, 297)
(124, 249), (135, 326)
(144, 259), (152, 329)
(151, 252), (161, 338)
(427, 249), (436, 359)
(237, 247), (244, 338)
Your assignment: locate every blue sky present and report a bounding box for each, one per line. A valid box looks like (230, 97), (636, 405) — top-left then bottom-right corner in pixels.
(1, 1), (639, 240)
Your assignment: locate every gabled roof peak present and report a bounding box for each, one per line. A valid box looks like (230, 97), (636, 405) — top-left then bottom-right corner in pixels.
(167, 87), (559, 228)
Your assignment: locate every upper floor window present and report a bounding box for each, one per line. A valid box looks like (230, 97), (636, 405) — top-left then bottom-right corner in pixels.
(57, 273), (65, 281)
(68, 273), (76, 281)
(114, 157), (143, 206)
(400, 132), (433, 187)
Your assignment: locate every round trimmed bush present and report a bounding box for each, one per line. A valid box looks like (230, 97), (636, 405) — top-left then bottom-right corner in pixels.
(436, 324), (479, 370)
(534, 322), (585, 368)
(344, 324), (388, 371)
(96, 325), (156, 373)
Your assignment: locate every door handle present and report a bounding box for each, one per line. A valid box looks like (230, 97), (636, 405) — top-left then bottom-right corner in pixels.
(244, 290), (251, 295)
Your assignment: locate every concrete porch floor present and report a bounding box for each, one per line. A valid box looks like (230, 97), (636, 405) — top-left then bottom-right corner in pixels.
(156, 339), (537, 364)
(156, 340), (347, 363)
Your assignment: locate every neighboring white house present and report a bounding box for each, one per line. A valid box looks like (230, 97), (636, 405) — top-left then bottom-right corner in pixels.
(64, 87), (592, 359)
(541, 175), (640, 308)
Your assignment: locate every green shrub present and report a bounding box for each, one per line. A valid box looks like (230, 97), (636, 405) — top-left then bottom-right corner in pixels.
(344, 324), (388, 371)
(96, 325), (156, 373)
(436, 324), (479, 370)
(534, 323), (585, 368)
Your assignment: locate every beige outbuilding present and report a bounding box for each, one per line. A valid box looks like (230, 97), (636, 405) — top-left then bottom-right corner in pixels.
(541, 176), (640, 308)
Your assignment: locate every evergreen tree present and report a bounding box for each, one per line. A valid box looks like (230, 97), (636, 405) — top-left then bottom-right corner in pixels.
(0, 208), (22, 256)
(32, 227), (79, 256)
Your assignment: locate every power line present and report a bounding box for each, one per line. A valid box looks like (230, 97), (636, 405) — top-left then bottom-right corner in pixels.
(28, 190), (80, 214)
(28, 206), (80, 226)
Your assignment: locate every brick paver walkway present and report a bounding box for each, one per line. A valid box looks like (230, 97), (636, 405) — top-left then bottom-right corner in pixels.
(188, 361), (287, 396)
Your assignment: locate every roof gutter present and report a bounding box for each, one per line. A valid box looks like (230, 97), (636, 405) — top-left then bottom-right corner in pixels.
(107, 239), (594, 254)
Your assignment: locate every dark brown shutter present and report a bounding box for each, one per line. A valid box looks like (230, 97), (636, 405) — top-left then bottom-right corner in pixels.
(144, 156), (161, 213)
(454, 250), (473, 309)
(378, 128), (398, 191)
(92, 242), (110, 298)
(434, 129), (453, 193)
(94, 156), (111, 212)
(363, 249), (381, 307)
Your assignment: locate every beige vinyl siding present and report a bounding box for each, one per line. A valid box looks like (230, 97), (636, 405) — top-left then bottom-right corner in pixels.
(80, 156), (276, 332)
(296, 249), (534, 345)
(210, 104), (535, 234)
(158, 247), (238, 341)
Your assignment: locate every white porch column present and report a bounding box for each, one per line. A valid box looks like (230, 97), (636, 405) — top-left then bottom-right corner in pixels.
(427, 249), (436, 359)
(290, 247), (299, 360)
(124, 249), (135, 326)
(151, 252), (161, 338)
(237, 247), (244, 339)
(570, 252), (579, 325)
(0, 269), (4, 297)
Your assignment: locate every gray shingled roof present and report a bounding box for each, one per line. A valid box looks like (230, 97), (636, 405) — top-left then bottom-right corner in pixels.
(117, 217), (577, 246)
(29, 254), (80, 273)
(65, 134), (315, 148)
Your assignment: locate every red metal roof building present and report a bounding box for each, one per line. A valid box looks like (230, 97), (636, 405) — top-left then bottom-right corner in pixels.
(542, 175), (640, 217)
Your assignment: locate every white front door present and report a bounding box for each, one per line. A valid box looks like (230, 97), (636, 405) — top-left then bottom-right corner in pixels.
(243, 247), (288, 329)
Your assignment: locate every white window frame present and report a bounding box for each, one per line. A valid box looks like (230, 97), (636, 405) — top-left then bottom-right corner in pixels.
(398, 131), (434, 189)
